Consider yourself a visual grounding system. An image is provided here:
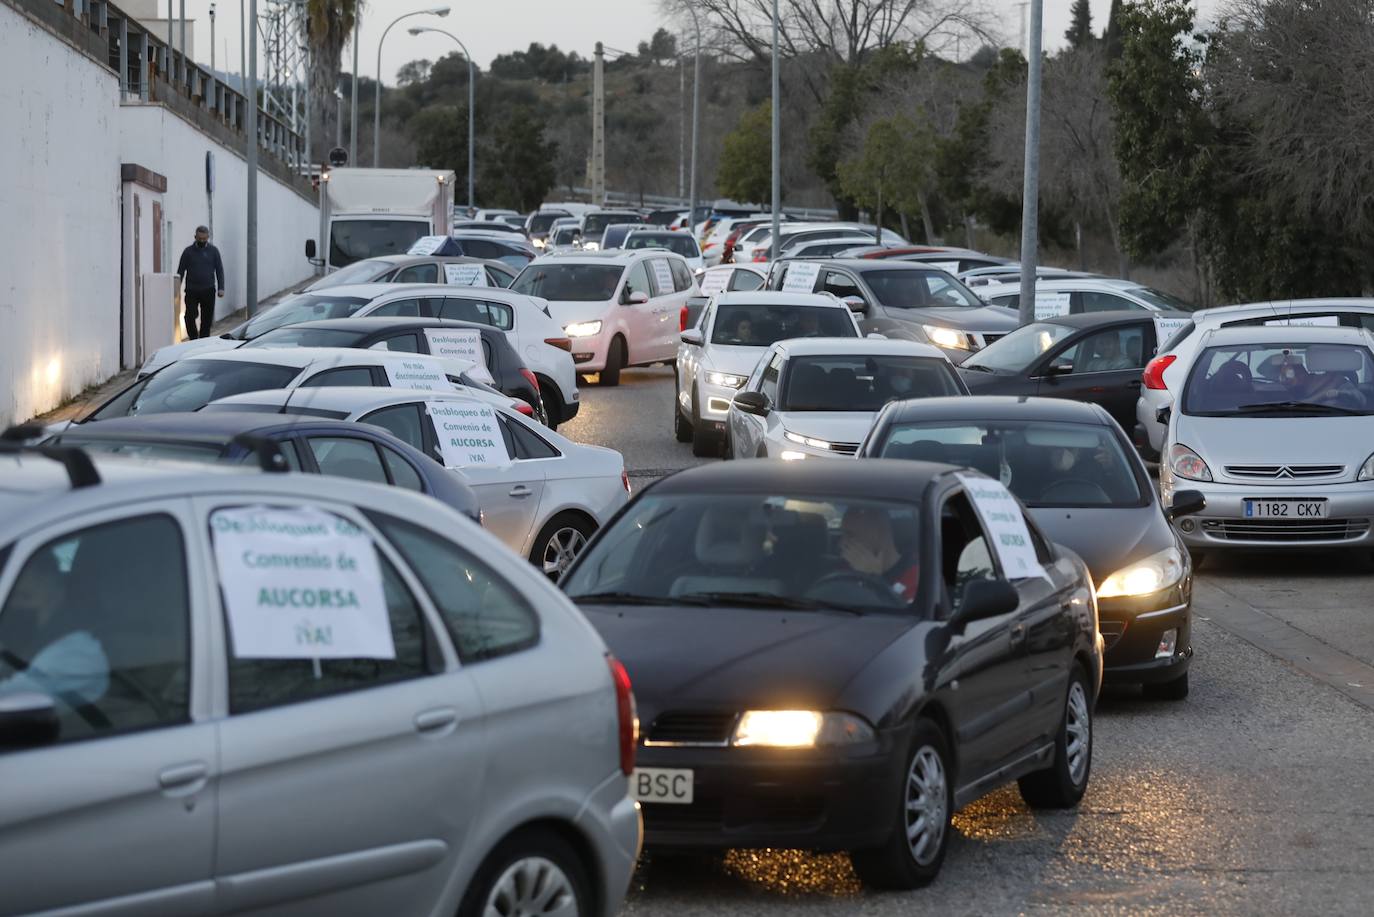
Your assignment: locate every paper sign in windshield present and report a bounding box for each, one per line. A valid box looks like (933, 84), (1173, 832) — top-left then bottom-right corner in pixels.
(956, 473), (1046, 580)
(424, 328), (485, 367)
(443, 263), (487, 286)
(211, 507), (395, 659)
(1265, 315), (1340, 327)
(651, 259), (675, 294)
(1034, 292), (1072, 321)
(383, 358), (453, 392)
(929, 261), (963, 274)
(427, 400), (510, 467)
(699, 269), (729, 295)
(781, 260), (821, 293)
(1153, 315), (1190, 349)
(408, 236), (446, 256)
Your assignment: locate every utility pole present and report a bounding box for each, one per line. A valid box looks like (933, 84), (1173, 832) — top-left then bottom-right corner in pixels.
(592, 42), (605, 207)
(769, 0), (780, 261)
(238, 0), (245, 91)
(179, 0), (186, 75)
(166, 0), (173, 76)
(210, 3), (216, 71)
(678, 60), (685, 200)
(246, 0), (259, 316)
(1016, 0), (1043, 326)
(686, 5), (702, 237)
(349, 9), (359, 166)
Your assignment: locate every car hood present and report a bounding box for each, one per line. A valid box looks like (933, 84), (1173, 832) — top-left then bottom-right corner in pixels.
(885, 305), (1021, 333)
(1177, 415), (1374, 471)
(702, 344), (772, 376)
(957, 366), (1021, 391)
(775, 411), (876, 445)
(1027, 504), (1172, 582)
(543, 300), (611, 329)
(580, 605), (914, 716)
(142, 336), (243, 374)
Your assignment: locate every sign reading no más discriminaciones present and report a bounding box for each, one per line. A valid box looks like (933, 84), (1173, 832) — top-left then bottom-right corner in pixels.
(383, 359), (453, 392)
(956, 473), (1046, 580)
(211, 506), (395, 659)
(426, 400), (511, 467)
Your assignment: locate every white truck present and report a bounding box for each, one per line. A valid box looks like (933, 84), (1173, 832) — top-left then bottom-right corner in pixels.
(307, 167), (456, 272)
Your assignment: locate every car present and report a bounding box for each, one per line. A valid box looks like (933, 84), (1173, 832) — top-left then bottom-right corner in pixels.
(727, 338), (968, 460)
(472, 207), (522, 223)
(787, 237), (884, 260)
(750, 224), (908, 263)
(699, 214), (773, 266)
(304, 255), (516, 292)
(977, 278), (1196, 315)
(579, 211), (644, 250)
(768, 258), (1019, 363)
(1137, 298), (1374, 459)
(547, 225), (584, 252)
(623, 229), (705, 273)
(408, 234), (537, 270)
(860, 396), (1202, 699)
(559, 459), (1102, 887)
(836, 247), (1012, 275)
(958, 311), (1183, 435)
(140, 284), (582, 429)
(452, 219), (528, 238)
(695, 263), (768, 298)
(525, 209), (574, 249)
(0, 441), (639, 917)
(203, 386), (632, 577)
(599, 222), (661, 252)
(676, 291), (863, 456)
(959, 265), (1095, 289)
(512, 251), (699, 386)
(44, 412), (482, 523)
(646, 208), (687, 227)
(1158, 325), (1374, 564)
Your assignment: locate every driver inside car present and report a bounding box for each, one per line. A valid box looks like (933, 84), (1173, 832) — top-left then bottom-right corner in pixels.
(838, 506), (919, 602)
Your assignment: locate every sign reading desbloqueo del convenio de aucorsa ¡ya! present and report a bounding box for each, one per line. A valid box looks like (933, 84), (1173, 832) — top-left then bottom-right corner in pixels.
(426, 400), (511, 467)
(211, 506), (395, 660)
(955, 473), (1046, 580)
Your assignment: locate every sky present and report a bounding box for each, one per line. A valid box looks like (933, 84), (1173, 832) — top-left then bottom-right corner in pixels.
(172, 0), (1224, 85)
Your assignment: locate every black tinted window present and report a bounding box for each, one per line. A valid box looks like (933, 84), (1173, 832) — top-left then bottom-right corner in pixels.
(89, 360), (298, 420)
(361, 403), (427, 452)
(307, 437), (389, 484)
(711, 305), (856, 346)
(781, 355), (963, 411)
(301, 367), (375, 388)
(439, 298), (514, 331)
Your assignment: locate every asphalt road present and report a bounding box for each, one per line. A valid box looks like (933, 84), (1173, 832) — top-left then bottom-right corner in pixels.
(563, 367), (1374, 915)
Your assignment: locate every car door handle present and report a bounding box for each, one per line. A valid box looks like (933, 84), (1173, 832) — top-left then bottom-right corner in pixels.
(509, 485), (533, 497)
(159, 762), (209, 792)
(414, 707), (459, 735)
(1008, 622), (1027, 645)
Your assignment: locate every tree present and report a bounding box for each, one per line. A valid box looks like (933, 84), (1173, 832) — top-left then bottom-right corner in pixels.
(1104, 0), (1124, 58)
(396, 59), (431, 87)
(637, 28), (678, 64)
(304, 0), (359, 142)
(1066, 0), (1094, 48)
(839, 116), (938, 241)
(716, 101), (772, 205)
(484, 108), (558, 211)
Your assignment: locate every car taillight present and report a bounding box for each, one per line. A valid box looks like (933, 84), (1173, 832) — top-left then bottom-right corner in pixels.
(679, 305), (690, 332)
(544, 337), (572, 352)
(608, 655), (637, 776)
(751, 249), (768, 262)
(514, 401), (534, 416)
(1143, 353), (1177, 391)
(621, 468), (631, 494)
(519, 368), (540, 393)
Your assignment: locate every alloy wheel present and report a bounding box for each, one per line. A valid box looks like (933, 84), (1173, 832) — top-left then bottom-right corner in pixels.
(904, 746), (948, 866)
(483, 855), (579, 917)
(541, 526), (588, 578)
(1065, 681), (1091, 786)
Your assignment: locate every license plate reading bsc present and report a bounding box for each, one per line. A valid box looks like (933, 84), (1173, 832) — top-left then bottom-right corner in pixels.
(631, 767), (694, 804)
(1243, 500), (1327, 518)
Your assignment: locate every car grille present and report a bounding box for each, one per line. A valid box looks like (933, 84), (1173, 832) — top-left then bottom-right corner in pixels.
(1098, 621), (1126, 652)
(828, 441), (860, 456)
(645, 711), (737, 746)
(1202, 518), (1371, 542)
(978, 333), (1005, 348)
(1224, 464), (1345, 479)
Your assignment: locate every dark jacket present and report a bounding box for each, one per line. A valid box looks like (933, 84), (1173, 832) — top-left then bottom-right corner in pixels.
(177, 242), (226, 292)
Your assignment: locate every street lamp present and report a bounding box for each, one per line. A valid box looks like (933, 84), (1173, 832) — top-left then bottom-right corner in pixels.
(1017, 0), (1044, 326)
(684, 6), (702, 239)
(409, 26), (474, 213)
(374, 6), (451, 166)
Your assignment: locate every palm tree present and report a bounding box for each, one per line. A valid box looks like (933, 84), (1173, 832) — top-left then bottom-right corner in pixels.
(305, 0), (359, 112)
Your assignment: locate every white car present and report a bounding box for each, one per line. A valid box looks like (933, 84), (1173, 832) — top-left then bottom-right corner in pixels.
(141, 283), (582, 429)
(727, 338), (969, 460)
(205, 386), (631, 577)
(747, 223), (907, 264)
(473, 207), (522, 222)
(1158, 325), (1374, 562)
(695, 263), (768, 296)
(977, 278), (1195, 315)
(623, 229), (705, 273)
(699, 214), (772, 266)
(0, 447), (638, 916)
(512, 251), (699, 386)
(1138, 298), (1374, 457)
(676, 292), (863, 456)
(960, 265), (1094, 288)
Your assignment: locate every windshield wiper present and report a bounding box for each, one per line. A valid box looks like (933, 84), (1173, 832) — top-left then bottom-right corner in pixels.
(570, 591), (711, 607)
(676, 592), (865, 614)
(1235, 400), (1364, 416)
(960, 362), (995, 372)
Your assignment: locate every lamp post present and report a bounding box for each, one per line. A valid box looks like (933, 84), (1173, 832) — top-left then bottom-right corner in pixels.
(349, 9), (359, 164)
(684, 5), (702, 239)
(769, 0), (780, 261)
(1016, 0), (1044, 326)
(374, 7), (451, 167)
(409, 26), (474, 213)
(209, 2), (216, 71)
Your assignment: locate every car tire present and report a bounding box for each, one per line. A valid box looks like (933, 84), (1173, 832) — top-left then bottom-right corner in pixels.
(722, 423), (734, 460)
(540, 381), (563, 431)
(690, 388), (719, 458)
(530, 512), (596, 581)
(674, 379), (694, 442)
(1143, 670), (1189, 701)
(850, 719), (953, 890)
(1018, 664), (1093, 809)
(599, 337), (625, 387)
(457, 828), (592, 917)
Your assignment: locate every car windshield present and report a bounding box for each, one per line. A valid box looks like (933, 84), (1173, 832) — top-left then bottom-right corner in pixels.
(585, 213), (640, 236)
(862, 269), (982, 308)
(1182, 342), (1374, 416)
(1133, 287), (1197, 312)
(781, 355), (963, 411)
(626, 234), (698, 257)
(50, 438), (224, 463)
(241, 327), (365, 349)
(86, 360), (299, 421)
(329, 220), (429, 268)
(309, 259), (388, 290)
(551, 227), (580, 245)
(877, 420), (1145, 507)
(711, 304), (856, 346)
(563, 493), (924, 614)
(527, 212), (569, 234)
(235, 293), (372, 340)
(963, 322), (1076, 372)
(511, 264), (623, 301)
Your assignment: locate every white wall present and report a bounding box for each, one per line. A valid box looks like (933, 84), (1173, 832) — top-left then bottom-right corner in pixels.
(0, 0), (122, 427)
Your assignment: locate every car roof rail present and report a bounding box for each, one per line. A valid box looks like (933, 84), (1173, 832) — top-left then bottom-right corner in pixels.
(0, 424), (102, 488)
(229, 433), (291, 473)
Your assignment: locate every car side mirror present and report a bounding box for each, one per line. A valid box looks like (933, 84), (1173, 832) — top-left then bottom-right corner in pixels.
(1155, 406), (1172, 425)
(680, 328), (704, 346)
(623, 290), (649, 306)
(0, 692), (59, 751)
(304, 239), (317, 259)
(953, 579), (1020, 631)
(842, 295), (868, 314)
(733, 390), (771, 416)
(1166, 489), (1206, 521)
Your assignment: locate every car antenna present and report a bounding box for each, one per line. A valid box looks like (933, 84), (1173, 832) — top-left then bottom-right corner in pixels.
(0, 424), (102, 489)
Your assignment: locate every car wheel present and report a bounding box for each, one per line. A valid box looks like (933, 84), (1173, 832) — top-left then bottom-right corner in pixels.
(674, 379), (694, 442)
(530, 512), (596, 581)
(540, 381), (563, 431)
(598, 337), (625, 387)
(1143, 670), (1189, 701)
(457, 828), (591, 917)
(722, 423), (734, 460)
(1018, 664), (1093, 809)
(690, 388), (719, 458)
(850, 719), (953, 890)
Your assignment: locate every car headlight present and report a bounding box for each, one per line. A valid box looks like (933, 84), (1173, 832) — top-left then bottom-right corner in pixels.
(731, 710), (874, 747)
(922, 324), (971, 350)
(1358, 452), (1374, 481)
(705, 371), (747, 388)
(1097, 545), (1185, 598)
(1168, 443), (1212, 481)
(780, 450), (807, 461)
(784, 430), (833, 450)
(564, 320), (603, 338)
(532, 237), (545, 249)
(583, 241), (600, 251)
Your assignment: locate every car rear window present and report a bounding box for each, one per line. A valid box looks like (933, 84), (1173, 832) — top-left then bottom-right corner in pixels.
(711, 304), (856, 346)
(512, 264), (623, 302)
(781, 355), (963, 411)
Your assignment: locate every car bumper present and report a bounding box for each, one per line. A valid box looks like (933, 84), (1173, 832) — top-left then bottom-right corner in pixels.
(1137, 392), (1169, 452)
(1098, 587), (1192, 684)
(636, 729), (908, 852)
(569, 332), (610, 372)
(1165, 479), (1374, 549)
(576, 773), (642, 917)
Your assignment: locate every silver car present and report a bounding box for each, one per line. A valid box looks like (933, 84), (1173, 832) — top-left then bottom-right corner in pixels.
(0, 447), (640, 916)
(1159, 325), (1374, 562)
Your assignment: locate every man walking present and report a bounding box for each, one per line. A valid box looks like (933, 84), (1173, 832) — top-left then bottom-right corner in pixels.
(176, 225), (225, 339)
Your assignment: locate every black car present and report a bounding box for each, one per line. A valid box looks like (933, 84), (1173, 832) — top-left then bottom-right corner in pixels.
(860, 396), (1204, 699)
(303, 255), (516, 292)
(958, 310), (1188, 436)
(561, 460), (1102, 888)
(426, 234), (537, 270)
(240, 317), (546, 423)
(47, 412), (481, 522)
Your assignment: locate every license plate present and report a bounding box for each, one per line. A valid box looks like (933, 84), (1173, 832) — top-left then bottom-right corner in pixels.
(630, 767), (694, 805)
(1243, 499), (1328, 518)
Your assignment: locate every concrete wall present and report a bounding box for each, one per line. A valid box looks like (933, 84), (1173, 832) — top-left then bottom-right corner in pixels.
(0, 0), (122, 427)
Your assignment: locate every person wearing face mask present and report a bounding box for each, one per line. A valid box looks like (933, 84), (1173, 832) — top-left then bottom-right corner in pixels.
(175, 225), (226, 340)
(838, 506), (920, 601)
(880, 363), (920, 401)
